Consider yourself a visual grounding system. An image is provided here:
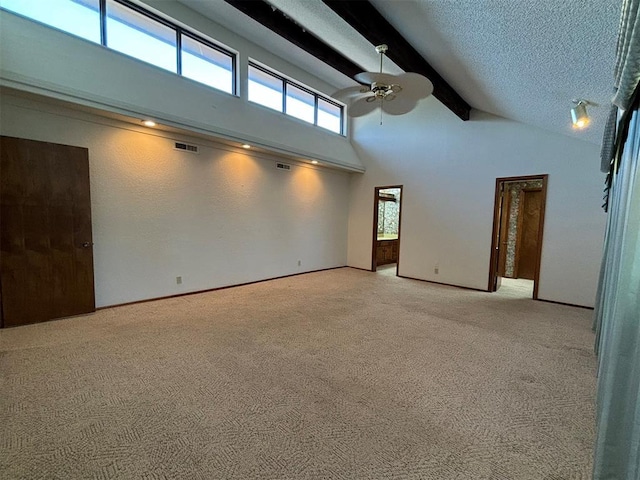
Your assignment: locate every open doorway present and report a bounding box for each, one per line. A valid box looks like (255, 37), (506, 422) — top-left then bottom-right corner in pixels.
(372, 185), (403, 275)
(488, 175), (548, 299)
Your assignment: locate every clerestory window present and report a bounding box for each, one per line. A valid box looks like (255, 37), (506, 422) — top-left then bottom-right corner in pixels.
(0, 1), (344, 134)
(248, 62), (344, 135)
(1, 0), (236, 95)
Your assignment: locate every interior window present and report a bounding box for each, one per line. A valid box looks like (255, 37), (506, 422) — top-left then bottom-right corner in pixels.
(2, 0), (344, 134)
(317, 98), (342, 134)
(248, 65), (284, 112)
(106, 0), (177, 72)
(181, 34), (234, 94)
(249, 62), (345, 134)
(0, 0), (101, 43)
(286, 84), (315, 124)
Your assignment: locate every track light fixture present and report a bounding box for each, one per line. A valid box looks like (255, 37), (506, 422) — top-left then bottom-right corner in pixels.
(571, 100), (590, 130)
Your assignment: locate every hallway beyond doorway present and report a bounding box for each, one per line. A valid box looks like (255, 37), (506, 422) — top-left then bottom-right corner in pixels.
(488, 174), (548, 299)
(496, 278), (534, 299)
(376, 263), (397, 277)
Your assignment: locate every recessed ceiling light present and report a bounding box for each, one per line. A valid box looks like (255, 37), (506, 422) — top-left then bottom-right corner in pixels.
(142, 120), (156, 127)
(242, 144), (251, 149)
(311, 160), (319, 164)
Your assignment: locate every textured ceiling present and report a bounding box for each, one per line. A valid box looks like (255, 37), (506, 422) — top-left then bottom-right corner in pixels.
(177, 0), (621, 145)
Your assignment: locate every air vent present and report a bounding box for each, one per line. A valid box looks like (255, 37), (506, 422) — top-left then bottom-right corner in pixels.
(174, 142), (199, 154)
(276, 162), (291, 171)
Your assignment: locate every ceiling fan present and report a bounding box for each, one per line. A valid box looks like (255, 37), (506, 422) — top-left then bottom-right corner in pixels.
(332, 44), (434, 120)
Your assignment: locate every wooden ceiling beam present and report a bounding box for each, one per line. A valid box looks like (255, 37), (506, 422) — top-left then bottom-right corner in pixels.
(322, 0), (471, 120)
(223, 0), (363, 79)
(224, 0), (470, 120)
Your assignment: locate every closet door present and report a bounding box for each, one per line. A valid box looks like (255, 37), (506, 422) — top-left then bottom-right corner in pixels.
(1, 136), (95, 327)
(515, 188), (542, 280)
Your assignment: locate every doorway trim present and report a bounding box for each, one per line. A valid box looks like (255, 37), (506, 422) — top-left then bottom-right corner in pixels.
(372, 185), (404, 274)
(487, 174), (548, 299)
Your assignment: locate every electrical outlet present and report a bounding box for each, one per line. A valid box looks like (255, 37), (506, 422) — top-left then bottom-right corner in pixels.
(176, 276), (182, 285)
(297, 260), (301, 266)
(434, 266), (439, 274)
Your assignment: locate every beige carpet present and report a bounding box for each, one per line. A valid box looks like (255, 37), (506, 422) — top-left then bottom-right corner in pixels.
(0, 268), (596, 479)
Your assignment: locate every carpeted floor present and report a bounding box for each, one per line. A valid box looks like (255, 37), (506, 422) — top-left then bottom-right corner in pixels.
(0, 267), (596, 479)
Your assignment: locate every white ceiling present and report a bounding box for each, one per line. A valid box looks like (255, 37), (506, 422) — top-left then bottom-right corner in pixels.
(178, 0), (621, 145)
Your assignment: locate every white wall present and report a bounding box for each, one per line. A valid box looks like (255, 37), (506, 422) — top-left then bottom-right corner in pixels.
(1, 93), (350, 307)
(0, 1), (606, 308)
(347, 97), (606, 307)
(0, 7), (363, 171)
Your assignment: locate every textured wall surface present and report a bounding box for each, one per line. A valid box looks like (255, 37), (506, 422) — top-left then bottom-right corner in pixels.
(0, 9), (363, 171)
(347, 97), (606, 307)
(1, 94), (350, 307)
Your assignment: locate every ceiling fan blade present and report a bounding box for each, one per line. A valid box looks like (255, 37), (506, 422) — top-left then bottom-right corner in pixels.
(331, 85), (369, 101)
(381, 97), (418, 115)
(395, 72), (434, 100)
(348, 96), (380, 117)
(354, 71), (398, 86)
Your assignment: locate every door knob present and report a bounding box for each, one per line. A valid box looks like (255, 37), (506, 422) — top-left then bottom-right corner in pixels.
(82, 242), (93, 248)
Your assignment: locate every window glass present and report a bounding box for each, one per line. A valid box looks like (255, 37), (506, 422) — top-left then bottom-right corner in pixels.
(0, 0), (101, 43)
(181, 34), (233, 94)
(286, 84), (314, 124)
(106, 0), (176, 72)
(317, 98), (342, 134)
(248, 65), (283, 112)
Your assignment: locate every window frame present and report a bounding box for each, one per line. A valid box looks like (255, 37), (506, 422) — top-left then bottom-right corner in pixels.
(248, 62), (285, 112)
(0, 0), (103, 44)
(317, 96), (345, 136)
(0, 0), (348, 133)
(285, 81), (317, 125)
(106, 0), (179, 73)
(110, 0), (236, 95)
(179, 30), (236, 94)
(248, 61), (345, 136)
(0, 0), (238, 95)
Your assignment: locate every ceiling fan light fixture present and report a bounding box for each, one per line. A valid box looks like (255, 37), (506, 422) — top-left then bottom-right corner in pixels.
(331, 44), (433, 121)
(571, 100), (590, 130)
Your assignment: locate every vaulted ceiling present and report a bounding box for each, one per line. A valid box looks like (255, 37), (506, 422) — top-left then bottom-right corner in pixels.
(177, 0), (620, 146)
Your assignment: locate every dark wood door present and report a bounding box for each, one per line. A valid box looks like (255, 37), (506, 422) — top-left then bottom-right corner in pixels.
(1, 136), (95, 327)
(497, 188), (511, 277)
(515, 188), (542, 280)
